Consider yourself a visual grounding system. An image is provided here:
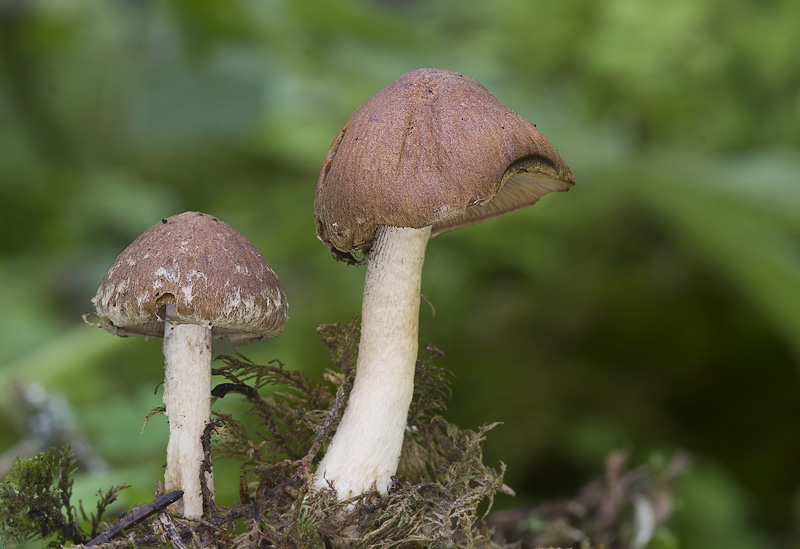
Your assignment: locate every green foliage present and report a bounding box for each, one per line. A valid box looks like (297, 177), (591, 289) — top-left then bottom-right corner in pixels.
(1, 1), (798, 546)
(0, 445), (125, 548)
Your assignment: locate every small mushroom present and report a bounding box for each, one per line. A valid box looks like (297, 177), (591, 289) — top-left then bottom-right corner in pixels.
(91, 212), (288, 518)
(313, 68), (574, 500)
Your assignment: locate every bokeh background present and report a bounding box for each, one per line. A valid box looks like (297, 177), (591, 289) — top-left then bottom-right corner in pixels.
(1, 0), (799, 547)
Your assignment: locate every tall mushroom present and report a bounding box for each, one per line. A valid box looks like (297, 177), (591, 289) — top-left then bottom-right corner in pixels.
(313, 68), (574, 500)
(91, 212), (288, 518)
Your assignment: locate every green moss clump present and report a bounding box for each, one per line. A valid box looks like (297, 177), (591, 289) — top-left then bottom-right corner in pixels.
(0, 445), (126, 548)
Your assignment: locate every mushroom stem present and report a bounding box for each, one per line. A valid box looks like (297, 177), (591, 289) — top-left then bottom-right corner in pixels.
(162, 304), (214, 518)
(315, 225), (432, 499)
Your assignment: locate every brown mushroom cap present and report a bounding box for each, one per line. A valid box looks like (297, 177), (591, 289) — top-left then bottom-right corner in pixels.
(93, 212), (288, 344)
(314, 68), (575, 262)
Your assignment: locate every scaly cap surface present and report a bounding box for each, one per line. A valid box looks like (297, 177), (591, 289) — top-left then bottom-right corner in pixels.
(93, 212), (288, 344)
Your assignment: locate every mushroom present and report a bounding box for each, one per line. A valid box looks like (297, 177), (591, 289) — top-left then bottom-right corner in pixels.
(91, 211), (288, 518)
(313, 68), (574, 500)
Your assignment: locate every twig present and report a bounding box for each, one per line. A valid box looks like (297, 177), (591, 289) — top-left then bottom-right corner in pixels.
(294, 367), (354, 478)
(85, 490), (184, 546)
(158, 511), (188, 549)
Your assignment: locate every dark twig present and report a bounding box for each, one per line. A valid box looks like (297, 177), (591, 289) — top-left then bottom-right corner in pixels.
(85, 491), (184, 546)
(293, 366), (354, 480)
(201, 418), (222, 515)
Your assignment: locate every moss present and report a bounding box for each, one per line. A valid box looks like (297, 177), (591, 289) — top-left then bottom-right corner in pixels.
(0, 445), (126, 548)
(37, 320), (507, 547)
(207, 319), (509, 547)
(1, 320), (684, 547)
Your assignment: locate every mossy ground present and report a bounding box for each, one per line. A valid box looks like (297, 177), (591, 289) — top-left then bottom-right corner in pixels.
(0, 321), (684, 548)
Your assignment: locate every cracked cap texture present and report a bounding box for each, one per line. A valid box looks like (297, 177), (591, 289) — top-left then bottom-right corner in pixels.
(93, 212), (288, 344)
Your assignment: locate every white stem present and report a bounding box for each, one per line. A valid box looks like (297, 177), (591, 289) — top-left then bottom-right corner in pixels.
(162, 305), (213, 518)
(315, 225), (432, 499)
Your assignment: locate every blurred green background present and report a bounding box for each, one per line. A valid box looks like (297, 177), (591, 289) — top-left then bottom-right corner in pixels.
(1, 0), (799, 547)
